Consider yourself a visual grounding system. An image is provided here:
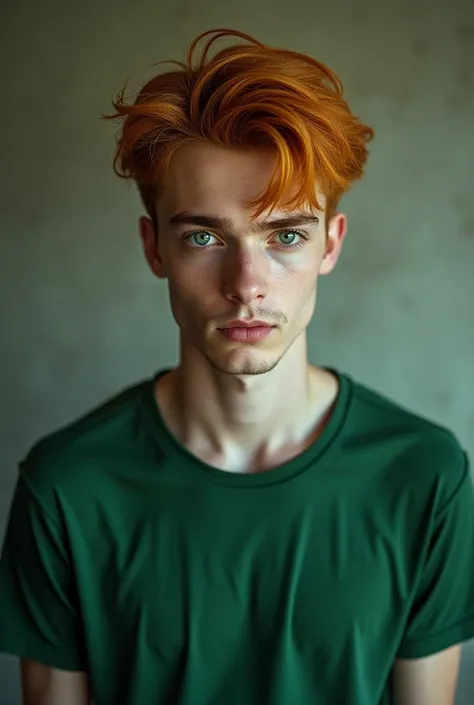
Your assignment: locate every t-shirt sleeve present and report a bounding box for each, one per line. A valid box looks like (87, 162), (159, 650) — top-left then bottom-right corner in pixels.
(397, 452), (474, 659)
(0, 474), (87, 671)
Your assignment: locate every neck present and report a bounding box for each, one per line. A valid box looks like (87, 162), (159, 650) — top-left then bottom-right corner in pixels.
(155, 335), (338, 472)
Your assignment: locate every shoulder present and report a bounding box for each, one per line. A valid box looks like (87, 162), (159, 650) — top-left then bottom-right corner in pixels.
(344, 373), (469, 505)
(18, 376), (153, 506)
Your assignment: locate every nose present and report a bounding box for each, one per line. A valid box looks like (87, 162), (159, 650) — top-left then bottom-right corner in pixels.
(222, 247), (268, 305)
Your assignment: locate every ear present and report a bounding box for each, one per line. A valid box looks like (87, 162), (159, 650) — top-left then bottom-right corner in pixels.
(319, 212), (347, 276)
(139, 216), (167, 279)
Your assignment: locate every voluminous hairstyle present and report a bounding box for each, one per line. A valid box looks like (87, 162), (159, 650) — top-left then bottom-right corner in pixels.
(105, 28), (374, 221)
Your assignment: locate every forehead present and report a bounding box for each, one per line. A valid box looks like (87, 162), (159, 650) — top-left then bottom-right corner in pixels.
(157, 142), (325, 219)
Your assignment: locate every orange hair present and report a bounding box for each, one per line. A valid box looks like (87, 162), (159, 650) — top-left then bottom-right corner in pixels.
(105, 29), (374, 221)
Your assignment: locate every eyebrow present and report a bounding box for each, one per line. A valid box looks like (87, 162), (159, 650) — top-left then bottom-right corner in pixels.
(168, 211), (320, 233)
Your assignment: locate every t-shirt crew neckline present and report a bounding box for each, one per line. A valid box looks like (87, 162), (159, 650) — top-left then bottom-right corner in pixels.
(140, 368), (353, 488)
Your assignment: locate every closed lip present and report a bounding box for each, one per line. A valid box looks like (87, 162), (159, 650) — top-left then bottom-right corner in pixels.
(220, 320), (274, 329)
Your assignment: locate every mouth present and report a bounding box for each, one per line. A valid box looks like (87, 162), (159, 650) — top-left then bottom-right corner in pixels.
(217, 321), (275, 343)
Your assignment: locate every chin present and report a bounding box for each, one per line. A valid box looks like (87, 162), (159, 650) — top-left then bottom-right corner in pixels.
(207, 350), (284, 376)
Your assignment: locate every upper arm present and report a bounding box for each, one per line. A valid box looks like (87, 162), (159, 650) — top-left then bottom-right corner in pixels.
(392, 448), (474, 702)
(397, 452), (474, 659)
(0, 477), (87, 670)
(392, 645), (462, 705)
(21, 660), (90, 705)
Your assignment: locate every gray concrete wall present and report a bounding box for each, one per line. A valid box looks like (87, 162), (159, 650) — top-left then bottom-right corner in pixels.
(1, 0), (473, 702)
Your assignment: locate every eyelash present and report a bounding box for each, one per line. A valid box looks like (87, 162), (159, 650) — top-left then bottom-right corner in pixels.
(184, 229), (308, 250)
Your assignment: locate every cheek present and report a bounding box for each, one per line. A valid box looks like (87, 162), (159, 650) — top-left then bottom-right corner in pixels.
(167, 276), (197, 311)
(271, 242), (323, 278)
(274, 258), (319, 298)
(166, 268), (217, 326)
(278, 262), (319, 323)
(166, 250), (221, 287)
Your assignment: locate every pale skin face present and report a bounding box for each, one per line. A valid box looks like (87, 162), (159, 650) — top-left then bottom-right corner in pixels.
(140, 142), (346, 378)
(139, 141), (347, 471)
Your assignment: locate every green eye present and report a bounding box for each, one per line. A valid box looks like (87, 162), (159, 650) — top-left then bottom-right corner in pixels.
(278, 231), (298, 245)
(187, 231), (216, 247)
(275, 230), (305, 248)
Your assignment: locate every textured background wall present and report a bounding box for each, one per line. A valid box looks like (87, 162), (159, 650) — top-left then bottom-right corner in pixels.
(1, 0), (473, 702)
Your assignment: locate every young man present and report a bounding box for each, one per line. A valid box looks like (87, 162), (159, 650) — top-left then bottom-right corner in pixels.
(0, 28), (473, 705)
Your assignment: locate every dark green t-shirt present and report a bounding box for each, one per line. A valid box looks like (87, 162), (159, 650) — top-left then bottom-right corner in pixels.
(1, 370), (474, 705)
